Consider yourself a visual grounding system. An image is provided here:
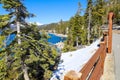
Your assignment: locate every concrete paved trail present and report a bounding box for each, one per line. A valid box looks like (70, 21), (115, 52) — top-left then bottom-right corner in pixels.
(113, 33), (120, 80)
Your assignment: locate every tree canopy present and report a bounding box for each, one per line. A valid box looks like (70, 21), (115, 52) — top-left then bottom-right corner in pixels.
(0, 0), (59, 80)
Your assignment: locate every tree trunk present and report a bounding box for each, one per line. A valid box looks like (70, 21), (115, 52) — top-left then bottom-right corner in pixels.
(76, 36), (78, 47)
(22, 63), (30, 80)
(87, 7), (91, 45)
(23, 68), (30, 80)
(15, 8), (21, 44)
(17, 21), (21, 44)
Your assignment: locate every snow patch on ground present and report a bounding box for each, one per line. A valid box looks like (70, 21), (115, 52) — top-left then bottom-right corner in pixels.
(51, 39), (100, 80)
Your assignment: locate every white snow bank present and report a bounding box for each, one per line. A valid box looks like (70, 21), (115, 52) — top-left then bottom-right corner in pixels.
(51, 39), (100, 80)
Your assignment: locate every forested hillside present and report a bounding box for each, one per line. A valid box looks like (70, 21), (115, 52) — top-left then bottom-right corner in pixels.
(40, 0), (120, 52)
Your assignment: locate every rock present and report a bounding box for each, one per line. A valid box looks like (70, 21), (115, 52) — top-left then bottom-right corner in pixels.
(55, 41), (64, 49)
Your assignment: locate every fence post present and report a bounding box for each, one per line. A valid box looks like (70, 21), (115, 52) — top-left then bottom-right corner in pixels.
(64, 70), (82, 80)
(108, 11), (114, 53)
(100, 42), (106, 74)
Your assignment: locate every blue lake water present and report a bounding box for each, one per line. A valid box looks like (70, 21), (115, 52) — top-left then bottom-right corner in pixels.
(0, 33), (66, 59)
(47, 33), (66, 44)
(6, 34), (16, 46)
(4, 33), (66, 46)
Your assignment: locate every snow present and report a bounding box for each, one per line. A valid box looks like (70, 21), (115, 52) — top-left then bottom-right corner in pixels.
(35, 22), (43, 26)
(29, 22), (43, 26)
(51, 39), (100, 80)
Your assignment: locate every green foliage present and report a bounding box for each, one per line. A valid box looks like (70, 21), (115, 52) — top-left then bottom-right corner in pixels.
(92, 0), (105, 25)
(0, 36), (5, 48)
(99, 0), (120, 24)
(69, 15), (86, 45)
(0, 15), (9, 51)
(62, 14), (87, 52)
(40, 29), (50, 40)
(0, 15), (10, 28)
(0, 0), (59, 80)
(0, 0), (34, 24)
(0, 24), (59, 80)
(113, 3), (120, 24)
(40, 20), (69, 35)
(0, 0), (21, 9)
(84, 0), (105, 43)
(0, 59), (7, 80)
(62, 43), (76, 52)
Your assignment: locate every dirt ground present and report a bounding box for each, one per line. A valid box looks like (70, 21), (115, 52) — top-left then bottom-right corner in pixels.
(113, 30), (120, 34)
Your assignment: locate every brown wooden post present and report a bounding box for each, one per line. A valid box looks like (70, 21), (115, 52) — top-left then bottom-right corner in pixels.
(64, 70), (82, 80)
(100, 42), (105, 74)
(108, 12), (114, 53)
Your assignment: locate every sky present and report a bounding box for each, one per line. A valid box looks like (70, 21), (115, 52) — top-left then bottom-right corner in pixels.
(0, 0), (87, 25)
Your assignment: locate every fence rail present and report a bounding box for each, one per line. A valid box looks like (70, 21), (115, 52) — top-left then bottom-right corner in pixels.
(64, 11), (113, 80)
(64, 33), (107, 80)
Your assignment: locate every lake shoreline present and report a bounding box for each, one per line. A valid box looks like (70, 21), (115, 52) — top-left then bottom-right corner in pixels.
(48, 32), (67, 38)
(48, 33), (66, 49)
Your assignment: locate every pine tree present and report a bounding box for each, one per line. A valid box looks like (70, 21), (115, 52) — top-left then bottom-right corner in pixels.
(90, 0), (105, 40)
(0, 0), (59, 80)
(110, 0), (120, 24)
(0, 15), (10, 48)
(85, 0), (92, 44)
(0, 14), (11, 80)
(0, 0), (35, 79)
(85, 0), (105, 43)
(63, 2), (86, 52)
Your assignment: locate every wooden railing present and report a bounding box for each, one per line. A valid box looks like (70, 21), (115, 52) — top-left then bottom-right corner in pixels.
(64, 12), (114, 80)
(64, 33), (107, 80)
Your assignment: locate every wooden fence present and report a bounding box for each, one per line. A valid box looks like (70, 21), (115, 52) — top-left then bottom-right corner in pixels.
(64, 12), (114, 80)
(64, 33), (108, 80)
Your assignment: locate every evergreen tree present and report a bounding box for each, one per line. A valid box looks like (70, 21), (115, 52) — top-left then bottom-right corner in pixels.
(91, 0), (105, 40)
(0, 15), (10, 48)
(0, 0), (35, 79)
(85, 0), (92, 44)
(40, 20), (69, 35)
(0, 14), (11, 80)
(110, 0), (120, 24)
(0, 0), (59, 80)
(85, 0), (105, 43)
(63, 2), (86, 52)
